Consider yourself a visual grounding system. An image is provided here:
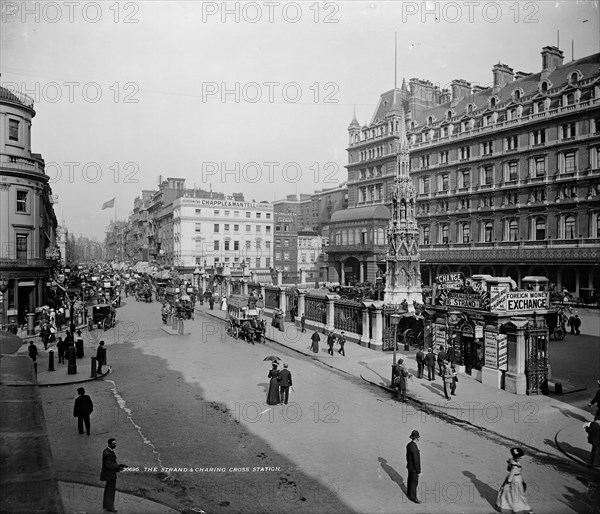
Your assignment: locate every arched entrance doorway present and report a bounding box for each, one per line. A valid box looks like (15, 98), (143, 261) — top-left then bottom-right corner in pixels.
(504, 266), (521, 286)
(560, 266), (577, 293)
(342, 257), (361, 286)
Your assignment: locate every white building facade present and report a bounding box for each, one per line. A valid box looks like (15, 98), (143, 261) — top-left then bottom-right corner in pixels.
(172, 197), (274, 271)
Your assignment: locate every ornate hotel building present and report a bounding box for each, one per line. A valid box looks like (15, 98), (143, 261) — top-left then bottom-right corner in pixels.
(0, 86), (58, 325)
(331, 46), (600, 294)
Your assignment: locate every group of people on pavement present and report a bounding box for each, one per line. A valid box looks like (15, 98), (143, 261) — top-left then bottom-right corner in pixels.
(413, 344), (458, 400)
(266, 361), (293, 405)
(309, 330), (347, 356)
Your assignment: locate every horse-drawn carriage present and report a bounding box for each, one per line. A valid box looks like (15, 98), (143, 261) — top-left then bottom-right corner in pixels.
(135, 285), (152, 303)
(226, 294), (266, 344)
(87, 303), (116, 331)
(174, 298), (194, 320)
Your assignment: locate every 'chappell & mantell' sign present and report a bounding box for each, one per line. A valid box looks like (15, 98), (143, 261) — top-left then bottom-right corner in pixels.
(504, 291), (549, 312)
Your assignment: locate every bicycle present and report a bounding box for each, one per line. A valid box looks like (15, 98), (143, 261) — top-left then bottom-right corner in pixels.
(553, 325), (566, 341)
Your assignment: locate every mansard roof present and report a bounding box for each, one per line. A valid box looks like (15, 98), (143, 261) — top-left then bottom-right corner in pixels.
(330, 204), (391, 223)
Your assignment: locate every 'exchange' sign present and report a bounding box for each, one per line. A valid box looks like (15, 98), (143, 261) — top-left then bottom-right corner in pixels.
(505, 291), (549, 312)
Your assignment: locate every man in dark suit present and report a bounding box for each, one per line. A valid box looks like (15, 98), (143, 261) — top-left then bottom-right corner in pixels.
(446, 343), (456, 365)
(327, 331), (335, 355)
(406, 429), (421, 503)
(437, 345), (447, 376)
(73, 387), (93, 435)
(100, 438), (126, 512)
(415, 347), (425, 379)
(96, 341), (107, 374)
(278, 364), (292, 405)
(425, 347), (436, 381)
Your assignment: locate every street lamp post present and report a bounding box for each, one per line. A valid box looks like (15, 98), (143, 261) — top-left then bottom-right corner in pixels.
(0, 277), (8, 328)
(390, 313), (401, 383)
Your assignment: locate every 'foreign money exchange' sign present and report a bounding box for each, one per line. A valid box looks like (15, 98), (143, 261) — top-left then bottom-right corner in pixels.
(504, 291), (549, 312)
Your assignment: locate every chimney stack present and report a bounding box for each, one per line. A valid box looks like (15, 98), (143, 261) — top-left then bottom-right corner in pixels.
(541, 46), (564, 71)
(450, 79), (472, 101)
(492, 63), (514, 88)
(514, 71), (532, 81)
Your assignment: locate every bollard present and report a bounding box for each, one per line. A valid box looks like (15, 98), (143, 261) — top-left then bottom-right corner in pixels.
(172, 316), (178, 330)
(166, 313), (171, 326)
(91, 357), (97, 378)
(76, 339), (84, 359)
(67, 345), (77, 375)
(178, 318), (184, 335)
(48, 350), (55, 372)
(27, 312), (36, 336)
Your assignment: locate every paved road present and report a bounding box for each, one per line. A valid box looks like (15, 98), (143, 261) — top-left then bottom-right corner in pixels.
(39, 298), (596, 513)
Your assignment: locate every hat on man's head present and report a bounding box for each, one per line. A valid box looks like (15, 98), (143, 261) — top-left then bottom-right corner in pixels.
(510, 447), (524, 459)
(398, 358), (404, 364)
(410, 430), (420, 439)
(284, 363), (288, 368)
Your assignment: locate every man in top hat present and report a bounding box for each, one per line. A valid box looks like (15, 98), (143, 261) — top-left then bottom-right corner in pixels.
(406, 430), (421, 504)
(96, 341), (107, 374)
(415, 346), (425, 379)
(425, 347), (436, 381)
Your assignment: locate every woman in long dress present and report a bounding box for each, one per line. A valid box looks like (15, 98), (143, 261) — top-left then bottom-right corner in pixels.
(266, 362), (281, 405)
(495, 447), (532, 514)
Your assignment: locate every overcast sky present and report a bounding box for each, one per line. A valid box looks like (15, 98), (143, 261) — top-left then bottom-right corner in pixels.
(2, 0), (598, 240)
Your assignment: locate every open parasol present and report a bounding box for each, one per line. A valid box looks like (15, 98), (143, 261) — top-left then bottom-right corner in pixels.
(263, 355), (282, 362)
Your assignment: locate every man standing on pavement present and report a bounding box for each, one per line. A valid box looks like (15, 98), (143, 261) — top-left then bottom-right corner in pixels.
(300, 314), (306, 333)
(446, 342), (456, 365)
(394, 358), (409, 402)
(337, 331), (346, 356)
(437, 345), (447, 376)
(28, 341), (38, 374)
(589, 379), (600, 417)
(40, 322), (50, 350)
(585, 415), (600, 468)
(327, 331), (335, 356)
(100, 438), (127, 512)
(96, 341), (107, 374)
(73, 387), (93, 435)
(442, 361), (453, 400)
(415, 346), (425, 379)
(572, 313), (581, 335)
(310, 330), (320, 354)
(278, 363), (292, 405)
(406, 430), (421, 504)
(425, 347), (436, 381)
(56, 337), (67, 364)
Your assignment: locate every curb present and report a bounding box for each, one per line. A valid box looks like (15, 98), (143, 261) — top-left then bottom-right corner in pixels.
(34, 366), (113, 387)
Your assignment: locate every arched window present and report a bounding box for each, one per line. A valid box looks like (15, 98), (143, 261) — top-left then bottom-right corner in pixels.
(564, 215), (576, 239)
(446, 110), (452, 120)
(490, 97), (497, 109)
(423, 226), (430, 245)
(467, 104), (473, 115)
(441, 224), (449, 244)
(537, 100), (545, 113)
(541, 81), (549, 94)
(427, 116), (433, 125)
(484, 222), (493, 242)
(462, 224), (470, 243)
(566, 93), (575, 105)
(509, 220), (519, 241)
(514, 89), (521, 101)
(569, 72), (578, 85)
(535, 217), (546, 240)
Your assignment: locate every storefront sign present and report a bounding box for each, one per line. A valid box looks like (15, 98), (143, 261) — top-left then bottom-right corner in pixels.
(475, 325), (484, 339)
(490, 286), (507, 311)
(103, 282), (111, 288)
(434, 323), (447, 347)
(484, 332), (498, 369)
(446, 292), (484, 309)
(436, 272), (465, 290)
(498, 334), (508, 370)
(505, 291), (549, 311)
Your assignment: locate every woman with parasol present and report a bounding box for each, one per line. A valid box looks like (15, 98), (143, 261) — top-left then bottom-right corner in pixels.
(266, 361), (281, 405)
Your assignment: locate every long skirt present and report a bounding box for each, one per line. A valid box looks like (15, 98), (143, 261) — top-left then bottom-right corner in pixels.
(311, 340), (319, 353)
(495, 478), (531, 514)
(266, 378), (280, 405)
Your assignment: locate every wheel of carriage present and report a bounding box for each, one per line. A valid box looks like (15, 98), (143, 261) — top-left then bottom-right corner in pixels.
(103, 318), (110, 331)
(232, 326), (239, 339)
(403, 329), (416, 347)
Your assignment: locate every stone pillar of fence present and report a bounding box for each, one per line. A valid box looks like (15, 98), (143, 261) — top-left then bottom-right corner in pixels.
(279, 288), (287, 315)
(242, 280), (248, 296)
(326, 295), (337, 333)
(276, 270), (283, 286)
(299, 268), (306, 285)
(251, 272), (257, 283)
(360, 304), (371, 347)
(225, 279), (232, 297)
(298, 290), (306, 318)
(370, 303), (384, 350)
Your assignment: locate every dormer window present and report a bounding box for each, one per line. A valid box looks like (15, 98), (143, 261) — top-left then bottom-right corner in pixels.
(427, 116), (433, 126)
(410, 121), (416, 130)
(569, 72), (579, 85)
(540, 81), (549, 94)
(513, 89), (522, 101)
(489, 97), (497, 109)
(467, 104), (474, 115)
(446, 110), (452, 120)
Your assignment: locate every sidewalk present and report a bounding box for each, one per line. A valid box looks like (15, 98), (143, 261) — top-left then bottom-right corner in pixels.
(200, 304), (599, 473)
(58, 481), (181, 514)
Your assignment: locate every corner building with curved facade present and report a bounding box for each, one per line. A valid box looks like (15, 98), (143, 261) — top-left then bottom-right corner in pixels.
(0, 86), (58, 325)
